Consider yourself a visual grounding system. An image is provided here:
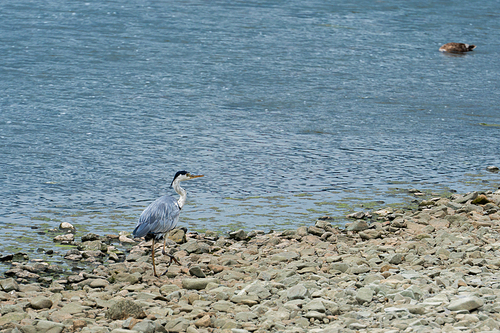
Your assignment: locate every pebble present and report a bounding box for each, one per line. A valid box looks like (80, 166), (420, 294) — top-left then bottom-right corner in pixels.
(30, 296), (53, 309)
(2, 189), (500, 333)
(182, 277), (218, 290)
(447, 296), (484, 311)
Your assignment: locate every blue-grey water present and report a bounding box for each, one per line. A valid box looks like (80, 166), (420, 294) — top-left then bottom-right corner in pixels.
(1, 0), (500, 269)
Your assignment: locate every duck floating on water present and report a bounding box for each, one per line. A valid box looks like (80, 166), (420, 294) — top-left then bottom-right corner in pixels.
(439, 43), (476, 53)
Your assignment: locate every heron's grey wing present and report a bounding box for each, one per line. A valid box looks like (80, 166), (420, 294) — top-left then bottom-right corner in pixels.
(133, 195), (180, 238)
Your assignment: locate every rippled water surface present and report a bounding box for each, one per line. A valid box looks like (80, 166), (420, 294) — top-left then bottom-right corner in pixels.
(1, 0), (500, 267)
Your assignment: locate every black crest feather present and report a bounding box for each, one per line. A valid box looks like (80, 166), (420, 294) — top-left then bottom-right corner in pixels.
(171, 170), (188, 187)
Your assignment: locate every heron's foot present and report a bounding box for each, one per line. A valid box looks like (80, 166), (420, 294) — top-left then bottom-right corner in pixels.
(159, 254), (181, 277)
(167, 253), (181, 266)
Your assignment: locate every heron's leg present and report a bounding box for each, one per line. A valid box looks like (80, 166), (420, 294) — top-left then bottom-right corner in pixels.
(151, 238), (157, 277)
(162, 233), (167, 255)
(161, 232), (181, 265)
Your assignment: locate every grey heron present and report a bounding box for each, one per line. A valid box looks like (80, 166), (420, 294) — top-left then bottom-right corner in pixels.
(133, 170), (204, 277)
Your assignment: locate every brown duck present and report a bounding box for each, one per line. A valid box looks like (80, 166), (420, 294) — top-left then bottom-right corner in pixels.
(439, 43), (476, 53)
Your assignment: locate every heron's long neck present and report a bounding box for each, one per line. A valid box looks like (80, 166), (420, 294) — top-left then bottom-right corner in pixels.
(172, 181), (187, 209)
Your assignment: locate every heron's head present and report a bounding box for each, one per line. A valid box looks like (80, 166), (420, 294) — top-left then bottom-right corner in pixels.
(170, 171), (204, 187)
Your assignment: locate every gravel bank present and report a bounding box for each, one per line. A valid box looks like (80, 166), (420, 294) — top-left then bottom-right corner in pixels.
(2, 190), (500, 332)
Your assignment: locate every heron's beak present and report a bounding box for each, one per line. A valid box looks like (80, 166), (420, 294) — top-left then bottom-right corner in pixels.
(188, 174), (204, 179)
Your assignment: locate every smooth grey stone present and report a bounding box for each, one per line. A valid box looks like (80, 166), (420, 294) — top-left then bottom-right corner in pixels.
(356, 287), (374, 304)
(182, 278), (218, 290)
(447, 296), (484, 311)
(30, 296), (52, 310)
(286, 284), (310, 300)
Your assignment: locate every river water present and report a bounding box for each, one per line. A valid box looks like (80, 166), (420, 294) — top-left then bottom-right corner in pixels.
(1, 0), (500, 266)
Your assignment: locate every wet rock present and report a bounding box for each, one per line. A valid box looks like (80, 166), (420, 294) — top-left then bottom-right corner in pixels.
(229, 229), (248, 241)
(106, 299), (146, 320)
(296, 226), (309, 237)
(0, 254), (13, 262)
(59, 222), (75, 231)
(456, 191), (478, 204)
(347, 211), (365, 219)
(79, 240), (106, 251)
(11, 252), (29, 262)
(419, 200), (436, 207)
(486, 166), (499, 173)
(81, 233), (101, 242)
(315, 219), (332, 229)
(119, 234), (136, 243)
(54, 233), (74, 243)
(308, 226), (325, 236)
(472, 194), (490, 205)
(67, 274), (85, 283)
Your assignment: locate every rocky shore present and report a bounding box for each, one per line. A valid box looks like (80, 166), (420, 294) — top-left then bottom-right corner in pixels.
(2, 189), (500, 333)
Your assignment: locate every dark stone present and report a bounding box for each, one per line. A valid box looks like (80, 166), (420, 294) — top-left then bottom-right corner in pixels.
(307, 226), (325, 236)
(229, 229), (248, 241)
(486, 166), (499, 173)
(189, 266), (206, 278)
(81, 233), (101, 242)
(471, 194), (490, 205)
(347, 211), (365, 219)
(12, 253), (29, 262)
(0, 254), (13, 262)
